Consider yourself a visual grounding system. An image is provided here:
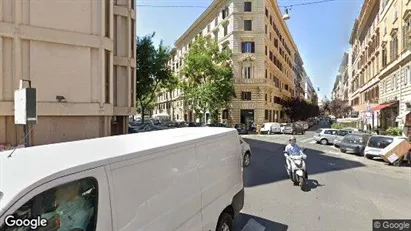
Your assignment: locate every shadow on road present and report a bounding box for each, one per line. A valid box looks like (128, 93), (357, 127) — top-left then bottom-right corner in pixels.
(234, 213), (288, 231)
(302, 179), (324, 192)
(243, 138), (365, 188)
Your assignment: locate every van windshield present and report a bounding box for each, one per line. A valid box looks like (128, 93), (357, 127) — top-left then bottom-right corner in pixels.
(367, 136), (394, 149)
(315, 129), (323, 133)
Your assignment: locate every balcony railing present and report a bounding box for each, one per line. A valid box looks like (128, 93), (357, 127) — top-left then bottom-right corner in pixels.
(234, 78), (267, 84)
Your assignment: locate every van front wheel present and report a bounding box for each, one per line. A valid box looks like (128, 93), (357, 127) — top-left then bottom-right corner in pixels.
(216, 212), (233, 231)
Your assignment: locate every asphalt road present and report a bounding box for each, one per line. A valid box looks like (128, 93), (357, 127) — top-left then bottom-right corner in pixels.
(233, 121), (411, 231)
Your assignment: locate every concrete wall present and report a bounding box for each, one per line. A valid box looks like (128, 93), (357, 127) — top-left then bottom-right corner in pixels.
(0, 0), (136, 146)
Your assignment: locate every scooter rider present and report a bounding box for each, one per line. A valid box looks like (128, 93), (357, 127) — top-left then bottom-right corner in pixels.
(284, 136), (303, 174)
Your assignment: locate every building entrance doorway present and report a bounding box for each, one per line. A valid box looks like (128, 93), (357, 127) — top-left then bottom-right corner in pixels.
(240, 110), (255, 130)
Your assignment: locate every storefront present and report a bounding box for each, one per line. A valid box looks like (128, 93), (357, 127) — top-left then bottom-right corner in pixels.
(371, 101), (399, 131)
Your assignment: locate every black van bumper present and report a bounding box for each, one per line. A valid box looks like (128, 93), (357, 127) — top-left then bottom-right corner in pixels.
(232, 188), (244, 215)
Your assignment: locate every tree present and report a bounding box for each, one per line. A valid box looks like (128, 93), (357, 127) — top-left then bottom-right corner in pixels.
(282, 97), (320, 122)
(136, 33), (172, 122)
(329, 98), (352, 118)
(159, 74), (180, 120)
(181, 36), (235, 123)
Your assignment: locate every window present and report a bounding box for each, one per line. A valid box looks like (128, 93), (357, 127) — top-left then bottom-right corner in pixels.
(207, 24), (211, 33)
(223, 24), (228, 36)
(244, 20), (252, 31)
(131, 0), (135, 9)
(274, 96), (282, 104)
(265, 110), (269, 120)
(265, 8), (268, 17)
(265, 69), (268, 78)
(243, 66), (253, 79)
(265, 94), (267, 101)
(241, 42), (255, 53)
(131, 20), (135, 58)
(285, 84), (289, 91)
(105, 0), (110, 37)
(222, 7), (229, 19)
(265, 25), (267, 34)
(214, 31), (218, 41)
(0, 178), (98, 231)
(265, 46), (267, 55)
(407, 67), (411, 84)
(244, 2), (252, 12)
(241, 92), (252, 100)
(105, 50), (111, 103)
(390, 34), (398, 61)
(382, 46), (387, 67)
(215, 18), (218, 26)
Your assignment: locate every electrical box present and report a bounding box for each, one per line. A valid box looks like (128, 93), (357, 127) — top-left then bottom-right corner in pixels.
(14, 88), (37, 125)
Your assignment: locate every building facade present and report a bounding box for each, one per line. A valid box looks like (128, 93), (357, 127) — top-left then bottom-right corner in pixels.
(0, 0), (136, 146)
(332, 52), (350, 101)
(305, 76), (318, 105)
(349, 0), (381, 130)
(377, 0), (411, 129)
(154, 0), (307, 127)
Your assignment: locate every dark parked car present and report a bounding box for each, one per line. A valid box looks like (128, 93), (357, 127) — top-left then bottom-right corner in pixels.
(283, 123), (305, 135)
(333, 130), (353, 148)
(339, 133), (372, 155)
(234, 124), (248, 134)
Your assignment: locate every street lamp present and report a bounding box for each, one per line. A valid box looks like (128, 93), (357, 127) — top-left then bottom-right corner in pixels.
(283, 8), (290, 20)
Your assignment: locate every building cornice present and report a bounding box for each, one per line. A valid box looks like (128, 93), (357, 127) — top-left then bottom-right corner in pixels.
(266, 0), (298, 52)
(175, 0), (229, 48)
(349, 19), (359, 44)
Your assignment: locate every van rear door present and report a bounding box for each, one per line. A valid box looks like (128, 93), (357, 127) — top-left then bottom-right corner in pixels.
(195, 131), (243, 231)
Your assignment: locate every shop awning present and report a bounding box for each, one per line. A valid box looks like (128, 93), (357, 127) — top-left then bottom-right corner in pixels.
(371, 103), (396, 112)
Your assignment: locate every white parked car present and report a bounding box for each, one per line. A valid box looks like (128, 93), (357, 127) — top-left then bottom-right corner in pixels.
(364, 135), (406, 159)
(240, 136), (252, 167)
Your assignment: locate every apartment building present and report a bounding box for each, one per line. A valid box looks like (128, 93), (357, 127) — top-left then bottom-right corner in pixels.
(305, 76), (318, 105)
(294, 53), (306, 98)
(349, 0), (381, 130)
(332, 52), (350, 101)
(154, 0), (305, 127)
(377, 0), (411, 129)
(332, 75), (343, 100)
(0, 0), (136, 146)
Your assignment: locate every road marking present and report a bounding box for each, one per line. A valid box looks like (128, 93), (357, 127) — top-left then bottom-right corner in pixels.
(300, 137), (313, 143)
(241, 219), (266, 231)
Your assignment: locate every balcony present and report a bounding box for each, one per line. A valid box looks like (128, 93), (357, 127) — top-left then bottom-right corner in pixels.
(234, 78), (267, 84)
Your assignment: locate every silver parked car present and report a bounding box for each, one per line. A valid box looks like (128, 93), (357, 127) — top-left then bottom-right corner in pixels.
(314, 128), (339, 145)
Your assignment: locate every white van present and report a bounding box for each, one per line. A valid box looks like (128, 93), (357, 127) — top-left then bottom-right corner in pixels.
(260, 122), (281, 134)
(0, 127), (244, 231)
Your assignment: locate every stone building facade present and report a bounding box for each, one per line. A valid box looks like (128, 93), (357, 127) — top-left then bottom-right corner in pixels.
(154, 0), (307, 126)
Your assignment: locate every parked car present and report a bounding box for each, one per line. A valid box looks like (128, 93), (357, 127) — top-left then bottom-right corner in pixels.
(314, 128), (339, 145)
(240, 136), (252, 167)
(333, 130), (353, 147)
(339, 133), (372, 155)
(261, 122), (280, 134)
(283, 123), (305, 135)
(280, 123), (288, 133)
(295, 121), (309, 130)
(363, 135), (406, 159)
(269, 122), (282, 134)
(235, 123), (248, 134)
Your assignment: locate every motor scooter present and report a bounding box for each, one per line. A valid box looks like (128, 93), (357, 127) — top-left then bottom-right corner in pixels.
(284, 150), (307, 190)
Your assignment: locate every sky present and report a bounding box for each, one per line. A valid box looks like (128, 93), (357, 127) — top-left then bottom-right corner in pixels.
(136, 0), (364, 99)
